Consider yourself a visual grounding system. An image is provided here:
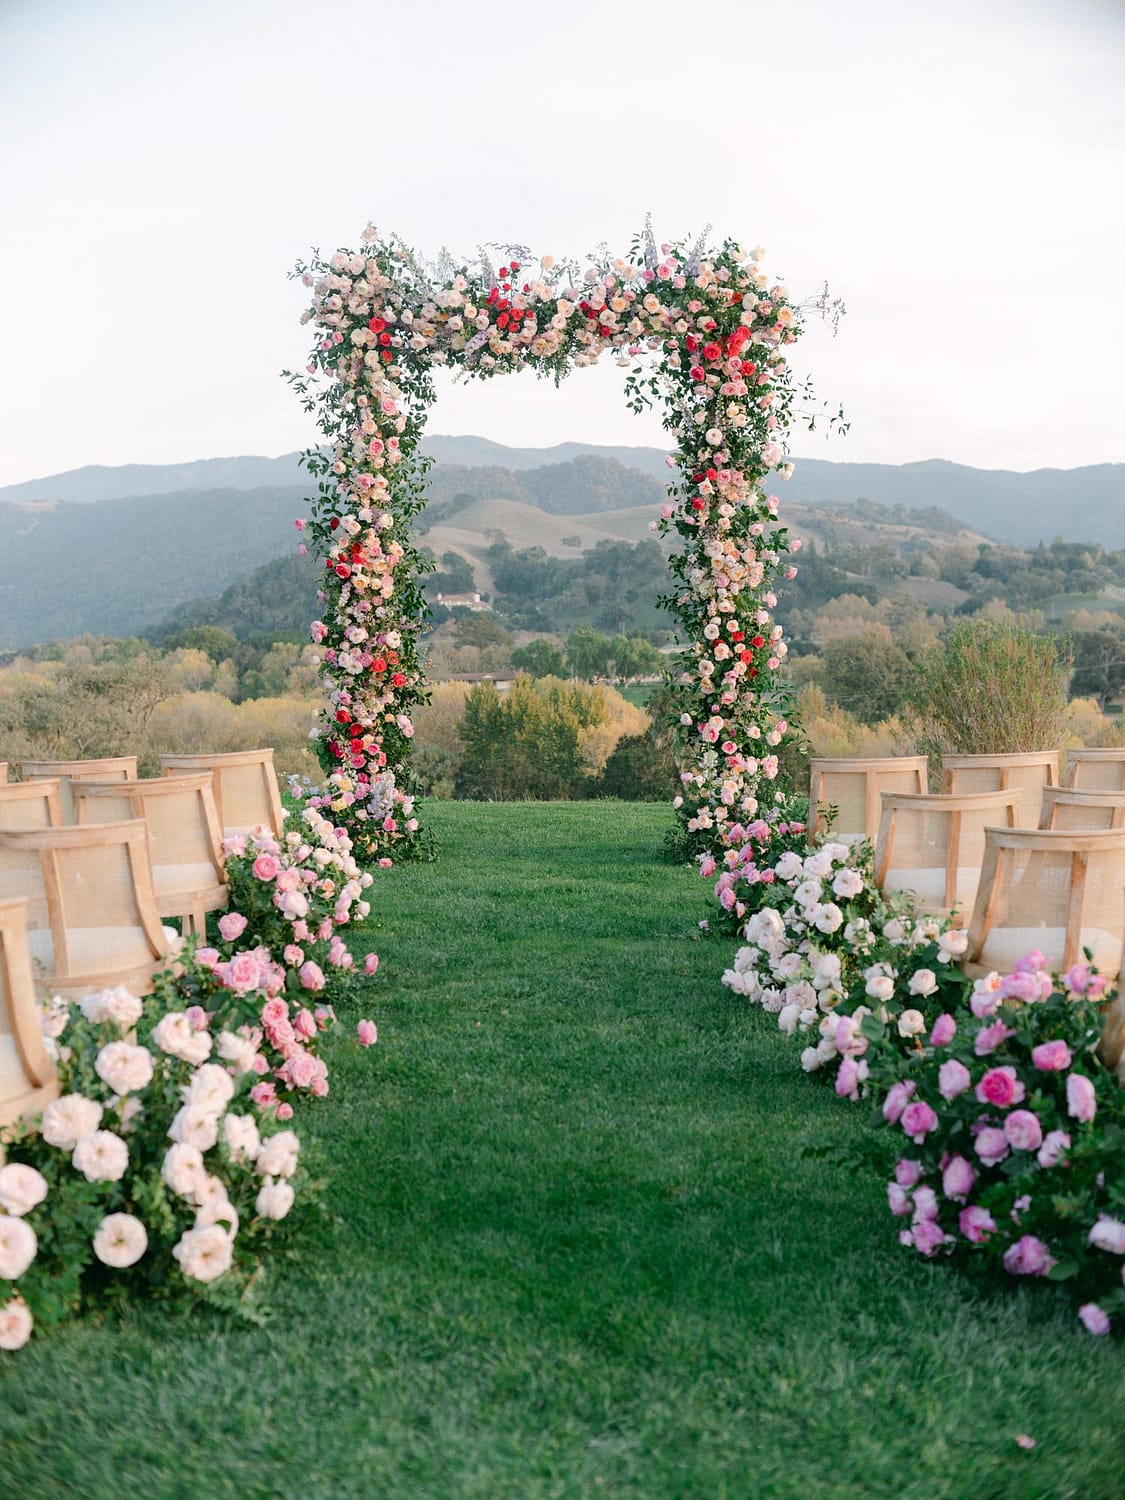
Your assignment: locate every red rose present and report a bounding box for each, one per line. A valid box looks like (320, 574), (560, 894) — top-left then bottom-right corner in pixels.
(690, 498), (705, 512)
(751, 635), (766, 649)
(690, 366), (705, 381)
(391, 672), (407, 687)
(702, 342), (721, 361)
(372, 657), (387, 673)
(335, 564), (350, 578)
(335, 709), (351, 725)
(368, 316), (386, 333)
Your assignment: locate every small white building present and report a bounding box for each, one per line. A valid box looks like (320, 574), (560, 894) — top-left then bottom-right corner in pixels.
(435, 591), (491, 612)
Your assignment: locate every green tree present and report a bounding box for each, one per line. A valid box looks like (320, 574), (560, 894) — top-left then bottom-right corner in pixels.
(454, 613), (512, 650)
(566, 626), (614, 680)
(511, 639), (568, 678)
(455, 676), (607, 799)
(163, 626), (239, 662)
(821, 633), (914, 725)
(612, 635), (664, 682)
(1070, 628), (1125, 710)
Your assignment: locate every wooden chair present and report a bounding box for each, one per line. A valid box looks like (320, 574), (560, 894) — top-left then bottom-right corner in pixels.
(0, 762), (7, 785)
(160, 749), (285, 840)
(874, 788), (1021, 924)
(1039, 786), (1125, 832)
(0, 821), (170, 1000)
(1100, 995), (1125, 1081)
(74, 774), (228, 935)
(0, 780), (64, 831)
(21, 755), (138, 823)
(964, 826), (1125, 981)
(941, 751), (1059, 826)
(810, 756), (928, 844)
(0, 899), (60, 1129)
(1066, 748), (1125, 792)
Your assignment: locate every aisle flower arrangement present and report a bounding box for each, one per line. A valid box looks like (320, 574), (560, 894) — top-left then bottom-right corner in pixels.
(288, 224), (840, 860)
(0, 987), (311, 1352)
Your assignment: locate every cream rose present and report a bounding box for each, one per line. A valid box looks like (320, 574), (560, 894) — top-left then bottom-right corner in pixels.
(0, 1164), (48, 1218)
(0, 1215), (38, 1280)
(897, 1008), (926, 1038)
(168, 1107), (219, 1153)
(81, 986), (143, 1029)
(152, 1013), (212, 1066)
(254, 1129), (300, 1179)
(216, 1031), (257, 1075)
(95, 1041), (154, 1095)
(185, 1063), (235, 1117)
(255, 1177), (295, 1221)
(172, 1224), (234, 1283)
(72, 1131), (129, 1183)
(0, 1295), (33, 1349)
(41, 1093), (103, 1151)
(222, 1113), (260, 1164)
(92, 1213), (148, 1268)
(162, 1142), (206, 1200)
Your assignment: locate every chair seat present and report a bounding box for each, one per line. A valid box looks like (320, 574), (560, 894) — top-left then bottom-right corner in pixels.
(152, 863), (228, 914)
(0, 1034), (59, 1126)
(976, 925), (1123, 976)
(26, 924), (166, 975)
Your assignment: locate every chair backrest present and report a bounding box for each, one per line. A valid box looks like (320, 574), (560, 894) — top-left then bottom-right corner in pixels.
(0, 899), (60, 1127)
(1066, 749), (1125, 792)
(0, 821), (169, 999)
(21, 756), (138, 823)
(875, 788), (1021, 920)
(74, 774), (226, 920)
(941, 751), (1059, 825)
(0, 779), (64, 831)
(1039, 786), (1125, 832)
(965, 826), (1125, 980)
(0, 762), (7, 785)
(810, 756), (928, 843)
(160, 749), (284, 839)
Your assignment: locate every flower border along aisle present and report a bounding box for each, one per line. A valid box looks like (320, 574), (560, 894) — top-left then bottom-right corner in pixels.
(288, 225), (837, 862)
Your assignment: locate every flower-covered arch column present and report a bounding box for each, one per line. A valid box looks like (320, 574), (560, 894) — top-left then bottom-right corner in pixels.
(288, 226), (818, 865)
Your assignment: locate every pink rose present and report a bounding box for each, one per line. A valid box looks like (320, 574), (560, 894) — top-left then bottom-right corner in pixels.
(882, 1080), (916, 1124)
(195, 947), (220, 968)
(1078, 1303), (1110, 1335)
(938, 1059), (972, 1101)
(998, 970), (1048, 1004)
(910, 1218), (947, 1257)
(974, 1126), (1009, 1166)
(912, 1186), (939, 1222)
(217, 912), (248, 943)
(284, 944), (304, 966)
(901, 1100), (938, 1144)
(364, 952), (379, 975)
(275, 868), (301, 894)
(1003, 1235), (1054, 1277)
(283, 1050), (318, 1089)
(357, 1019), (378, 1047)
(835, 1054), (868, 1101)
(293, 921), (310, 941)
(974, 1020), (1016, 1056)
(942, 1156), (977, 1201)
(184, 1005), (210, 1032)
(975, 1066), (1025, 1109)
(1065, 962), (1094, 995)
(887, 1183), (911, 1217)
(959, 1205), (996, 1243)
(227, 953), (263, 994)
(251, 1053), (269, 1075)
(260, 998), (288, 1028)
(298, 961), (326, 993)
(249, 1081), (277, 1109)
(1066, 1072), (1097, 1123)
(1003, 1109), (1043, 1152)
(276, 1102), (294, 1121)
(1031, 1040), (1072, 1071)
(1037, 1129), (1070, 1168)
(895, 1159), (923, 1188)
(310, 1077), (329, 1098)
(294, 1008), (317, 1041)
(930, 1014), (956, 1047)
(1088, 1216), (1125, 1254)
(252, 854), (280, 882)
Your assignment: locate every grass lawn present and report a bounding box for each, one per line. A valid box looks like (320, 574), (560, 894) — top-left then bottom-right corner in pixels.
(2, 801), (1123, 1499)
(615, 681), (658, 709)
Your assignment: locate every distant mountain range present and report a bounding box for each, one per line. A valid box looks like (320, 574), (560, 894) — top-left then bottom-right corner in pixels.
(0, 438), (1121, 649)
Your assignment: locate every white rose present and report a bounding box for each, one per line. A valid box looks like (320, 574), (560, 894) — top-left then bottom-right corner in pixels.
(812, 952), (843, 988)
(897, 1009), (926, 1038)
(0, 1296), (33, 1349)
(72, 1131), (129, 1183)
(937, 929), (970, 960)
(813, 903), (844, 934)
(1088, 1217), (1125, 1254)
(152, 1013), (212, 1066)
(95, 1041), (154, 1095)
(162, 1142), (206, 1200)
(41, 1093), (103, 1150)
(92, 1213), (148, 1268)
(883, 918), (908, 945)
(908, 969), (939, 998)
(185, 1063), (236, 1118)
(194, 1172), (230, 1209)
(772, 952), (802, 982)
(0, 1164), (48, 1218)
(816, 1035), (838, 1063)
(821, 842), (850, 864)
(831, 868), (865, 900)
(168, 1107), (219, 1153)
(793, 879), (822, 908)
(38, 995), (69, 1040)
(0, 1214), (38, 1279)
(217, 1031), (257, 1075)
(774, 852), (804, 881)
(865, 975), (895, 1003)
(255, 1177), (295, 1221)
(803, 852), (834, 879)
(777, 1003), (801, 1036)
(172, 1225), (234, 1284)
(222, 1113), (261, 1164)
(195, 1197), (239, 1239)
(800, 1046), (821, 1073)
(81, 986), (143, 1029)
(255, 1130), (300, 1179)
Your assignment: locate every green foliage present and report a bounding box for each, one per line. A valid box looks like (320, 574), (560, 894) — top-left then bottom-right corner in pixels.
(1070, 625), (1125, 709)
(596, 732), (677, 801)
(452, 613), (511, 650)
(912, 618), (1073, 755)
(488, 537), (672, 634)
(509, 638), (568, 678)
(820, 631), (915, 724)
(565, 625), (615, 681)
(455, 675), (606, 799)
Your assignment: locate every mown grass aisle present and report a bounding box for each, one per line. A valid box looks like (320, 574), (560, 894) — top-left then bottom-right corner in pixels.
(3, 802), (1123, 1499)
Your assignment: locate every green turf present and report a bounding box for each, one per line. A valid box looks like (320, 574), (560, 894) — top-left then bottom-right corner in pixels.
(614, 681), (658, 708)
(2, 802), (1123, 1499)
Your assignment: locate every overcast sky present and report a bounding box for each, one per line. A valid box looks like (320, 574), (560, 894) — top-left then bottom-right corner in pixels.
(1, 0), (1122, 487)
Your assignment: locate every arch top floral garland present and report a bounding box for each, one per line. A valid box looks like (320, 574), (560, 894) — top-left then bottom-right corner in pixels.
(288, 224), (831, 862)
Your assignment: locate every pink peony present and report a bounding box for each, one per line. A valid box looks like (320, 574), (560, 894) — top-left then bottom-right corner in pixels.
(974, 1127), (1009, 1167)
(1037, 1129), (1070, 1169)
(974, 1020), (1016, 1056)
(1031, 1039), (1072, 1071)
(225, 953), (263, 994)
(882, 1079), (916, 1124)
(975, 1066), (1025, 1109)
(910, 1218), (948, 1257)
(901, 1100), (938, 1144)
(895, 1159), (924, 1188)
(930, 1014), (956, 1047)
(1003, 1235), (1054, 1277)
(1089, 1216), (1125, 1254)
(252, 854), (280, 882)
(298, 961), (326, 992)
(357, 1019), (378, 1047)
(942, 1156), (977, 1201)
(938, 1058), (972, 1101)
(217, 912), (248, 943)
(959, 1205), (996, 1243)
(1078, 1303), (1110, 1335)
(1066, 1072), (1097, 1123)
(293, 1008), (318, 1041)
(364, 952), (379, 975)
(887, 1182), (911, 1217)
(1003, 1109), (1043, 1152)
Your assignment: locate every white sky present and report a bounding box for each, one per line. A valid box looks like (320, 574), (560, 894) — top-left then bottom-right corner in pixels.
(1, 0), (1122, 487)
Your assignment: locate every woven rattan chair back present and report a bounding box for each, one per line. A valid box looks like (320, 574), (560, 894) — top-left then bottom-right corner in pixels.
(810, 756), (928, 844)
(940, 751), (1060, 826)
(160, 749), (284, 840)
(0, 780), (64, 831)
(874, 788), (1021, 923)
(21, 756), (138, 823)
(0, 898), (60, 1128)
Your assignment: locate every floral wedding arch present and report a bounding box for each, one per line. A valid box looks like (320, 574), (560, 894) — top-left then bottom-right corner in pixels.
(289, 224), (826, 863)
